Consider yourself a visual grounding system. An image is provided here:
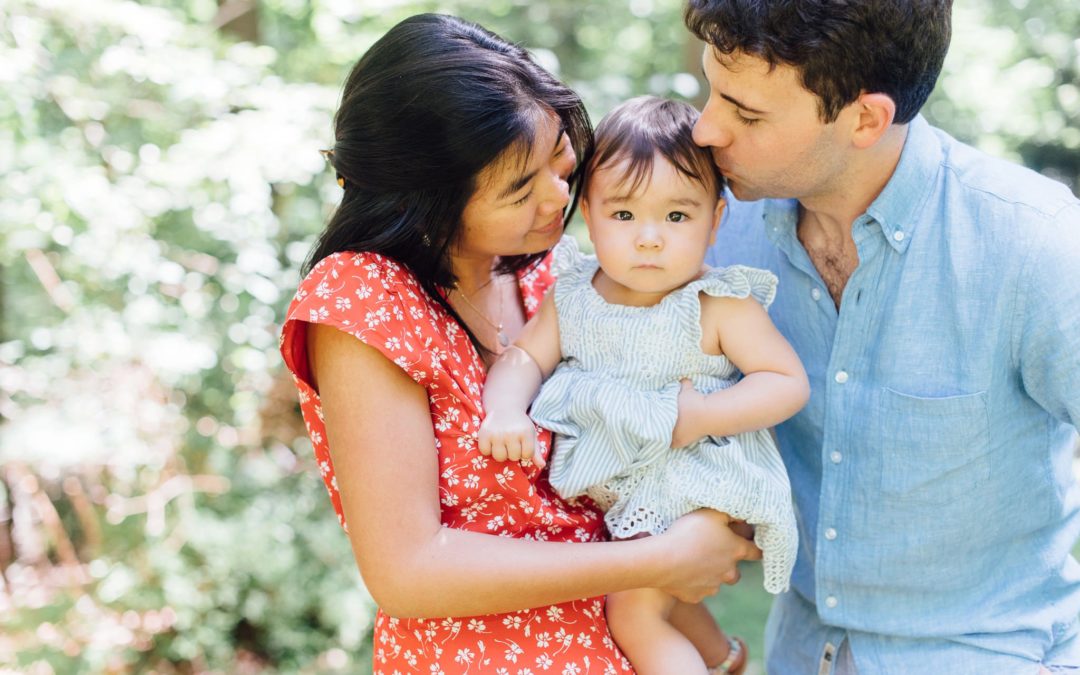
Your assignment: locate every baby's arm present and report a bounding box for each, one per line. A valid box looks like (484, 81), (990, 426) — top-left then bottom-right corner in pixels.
(671, 294), (809, 448)
(478, 290), (563, 467)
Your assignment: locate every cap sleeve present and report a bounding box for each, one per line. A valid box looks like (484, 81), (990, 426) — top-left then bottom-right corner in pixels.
(551, 235), (592, 279)
(690, 264), (778, 310)
(279, 251), (436, 390)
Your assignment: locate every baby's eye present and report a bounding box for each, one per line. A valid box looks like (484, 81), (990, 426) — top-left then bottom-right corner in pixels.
(667, 211), (690, 222)
(613, 211), (634, 221)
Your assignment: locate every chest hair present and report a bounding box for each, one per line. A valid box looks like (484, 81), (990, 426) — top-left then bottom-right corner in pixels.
(798, 227), (859, 309)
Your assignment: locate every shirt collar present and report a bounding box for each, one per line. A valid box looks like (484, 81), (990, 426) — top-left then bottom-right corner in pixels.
(864, 114), (943, 254)
(763, 115), (943, 255)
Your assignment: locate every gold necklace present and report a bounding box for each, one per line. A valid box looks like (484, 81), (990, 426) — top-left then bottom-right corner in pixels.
(453, 278), (509, 348)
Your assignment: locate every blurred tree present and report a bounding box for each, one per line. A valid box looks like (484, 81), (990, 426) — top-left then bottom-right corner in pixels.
(0, 0), (1075, 673)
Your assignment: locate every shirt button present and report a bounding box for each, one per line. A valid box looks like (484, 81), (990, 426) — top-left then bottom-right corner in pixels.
(830, 451), (843, 464)
(811, 288), (822, 301)
(893, 230), (906, 242)
(825, 596), (838, 608)
(834, 370), (849, 384)
(824, 528), (837, 540)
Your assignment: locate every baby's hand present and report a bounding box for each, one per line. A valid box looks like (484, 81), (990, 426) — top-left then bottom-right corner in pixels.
(478, 409), (545, 468)
(671, 379), (707, 449)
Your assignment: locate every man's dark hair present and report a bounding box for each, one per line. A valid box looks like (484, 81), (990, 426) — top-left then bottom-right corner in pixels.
(685, 0), (952, 124)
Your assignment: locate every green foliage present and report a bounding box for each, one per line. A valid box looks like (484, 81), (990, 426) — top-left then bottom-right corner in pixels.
(1, 0), (1076, 673)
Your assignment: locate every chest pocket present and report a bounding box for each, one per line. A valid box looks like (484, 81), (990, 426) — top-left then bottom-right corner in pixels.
(876, 387), (991, 505)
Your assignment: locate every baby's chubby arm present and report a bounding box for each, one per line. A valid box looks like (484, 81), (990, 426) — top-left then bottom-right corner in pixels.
(671, 294), (809, 448)
(479, 290), (563, 467)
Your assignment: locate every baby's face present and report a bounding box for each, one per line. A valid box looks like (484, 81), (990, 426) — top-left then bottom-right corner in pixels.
(582, 153), (723, 307)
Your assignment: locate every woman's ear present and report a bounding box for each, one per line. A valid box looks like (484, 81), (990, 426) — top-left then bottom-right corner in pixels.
(710, 197), (726, 245)
(850, 92), (897, 149)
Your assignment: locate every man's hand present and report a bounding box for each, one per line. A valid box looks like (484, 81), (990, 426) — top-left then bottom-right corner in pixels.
(478, 410), (544, 468)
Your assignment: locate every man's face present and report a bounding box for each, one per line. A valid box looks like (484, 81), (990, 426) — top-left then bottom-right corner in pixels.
(693, 48), (851, 203)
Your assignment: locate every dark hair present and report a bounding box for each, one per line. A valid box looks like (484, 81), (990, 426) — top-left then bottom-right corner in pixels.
(306, 14), (591, 347)
(583, 95), (724, 200)
(684, 0), (952, 124)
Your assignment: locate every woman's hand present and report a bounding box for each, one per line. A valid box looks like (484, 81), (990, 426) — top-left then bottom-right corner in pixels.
(656, 509), (762, 603)
(478, 409), (545, 468)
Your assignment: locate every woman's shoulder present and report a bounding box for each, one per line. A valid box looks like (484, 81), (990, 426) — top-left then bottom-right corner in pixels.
(288, 251), (426, 319)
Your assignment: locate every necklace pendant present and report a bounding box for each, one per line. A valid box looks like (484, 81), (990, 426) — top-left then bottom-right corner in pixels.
(497, 329), (510, 348)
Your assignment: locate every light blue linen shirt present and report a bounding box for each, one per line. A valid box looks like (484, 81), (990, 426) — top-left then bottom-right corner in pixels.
(707, 115), (1080, 674)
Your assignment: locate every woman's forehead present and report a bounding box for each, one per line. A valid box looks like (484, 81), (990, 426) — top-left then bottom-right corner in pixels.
(479, 111), (563, 194)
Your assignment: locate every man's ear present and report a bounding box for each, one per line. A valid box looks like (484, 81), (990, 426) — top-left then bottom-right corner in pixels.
(710, 197), (726, 245)
(849, 92), (897, 149)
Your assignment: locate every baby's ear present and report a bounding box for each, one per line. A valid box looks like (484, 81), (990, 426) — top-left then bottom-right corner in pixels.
(581, 197), (597, 241)
(710, 197), (726, 241)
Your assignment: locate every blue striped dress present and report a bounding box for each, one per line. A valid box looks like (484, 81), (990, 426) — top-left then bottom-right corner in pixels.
(531, 237), (798, 593)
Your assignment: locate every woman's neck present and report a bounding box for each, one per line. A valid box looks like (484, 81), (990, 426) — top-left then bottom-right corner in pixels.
(450, 253), (500, 296)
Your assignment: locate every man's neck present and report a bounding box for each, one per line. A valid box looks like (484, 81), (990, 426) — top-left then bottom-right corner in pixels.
(798, 123), (909, 242)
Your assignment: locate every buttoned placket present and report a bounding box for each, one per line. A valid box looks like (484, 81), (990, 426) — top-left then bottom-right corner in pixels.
(813, 215), (889, 620)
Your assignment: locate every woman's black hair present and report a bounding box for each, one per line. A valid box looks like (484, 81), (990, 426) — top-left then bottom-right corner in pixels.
(306, 13), (592, 350)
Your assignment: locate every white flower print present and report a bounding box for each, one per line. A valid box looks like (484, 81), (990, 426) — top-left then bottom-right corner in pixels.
(309, 306), (329, 322)
(454, 648), (474, 665)
(315, 281), (333, 299)
(467, 618), (487, 633)
(562, 663), (581, 675)
(334, 295), (352, 311)
(536, 654), (554, 670)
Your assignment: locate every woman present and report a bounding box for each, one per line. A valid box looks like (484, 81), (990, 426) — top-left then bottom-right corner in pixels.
(279, 14), (759, 673)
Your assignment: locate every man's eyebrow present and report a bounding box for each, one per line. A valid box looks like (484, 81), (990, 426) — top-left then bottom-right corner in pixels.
(700, 66), (768, 115)
(721, 93), (767, 115)
(497, 125), (568, 200)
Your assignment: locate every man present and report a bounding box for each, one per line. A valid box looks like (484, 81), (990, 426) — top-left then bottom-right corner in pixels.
(685, 1), (1080, 673)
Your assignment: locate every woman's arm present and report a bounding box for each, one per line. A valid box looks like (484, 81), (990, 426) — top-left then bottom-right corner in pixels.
(309, 322), (758, 618)
(671, 295), (809, 448)
(478, 290), (562, 465)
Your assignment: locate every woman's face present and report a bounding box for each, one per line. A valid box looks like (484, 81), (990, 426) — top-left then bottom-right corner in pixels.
(455, 111), (576, 264)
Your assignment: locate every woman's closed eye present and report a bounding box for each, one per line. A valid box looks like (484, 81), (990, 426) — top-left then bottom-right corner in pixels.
(511, 191), (533, 206)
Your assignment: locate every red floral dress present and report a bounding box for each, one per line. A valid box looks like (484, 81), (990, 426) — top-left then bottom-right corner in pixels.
(280, 250), (633, 675)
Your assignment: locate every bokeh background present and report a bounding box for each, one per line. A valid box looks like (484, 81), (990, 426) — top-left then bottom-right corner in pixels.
(2, 0), (1078, 672)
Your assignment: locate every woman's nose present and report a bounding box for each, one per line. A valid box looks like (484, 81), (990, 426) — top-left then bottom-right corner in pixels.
(538, 166), (571, 213)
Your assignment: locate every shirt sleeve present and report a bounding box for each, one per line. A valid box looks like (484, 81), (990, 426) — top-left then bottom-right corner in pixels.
(279, 251), (436, 391)
(1015, 201), (1080, 427)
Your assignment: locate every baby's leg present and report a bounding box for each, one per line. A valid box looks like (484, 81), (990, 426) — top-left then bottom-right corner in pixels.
(606, 586), (708, 675)
(670, 600), (739, 670)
